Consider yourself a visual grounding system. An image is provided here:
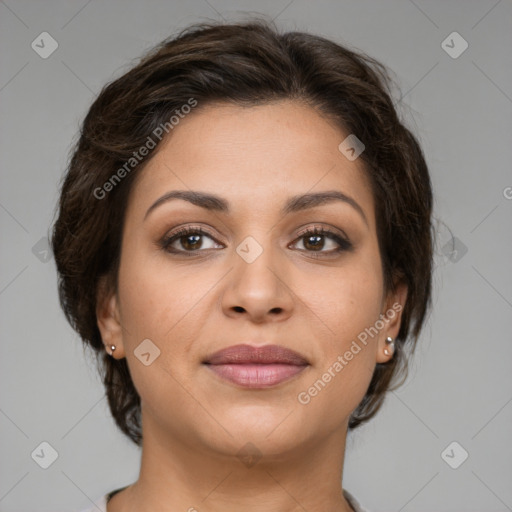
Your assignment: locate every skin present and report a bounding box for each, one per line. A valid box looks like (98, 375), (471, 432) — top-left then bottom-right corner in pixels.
(96, 100), (407, 512)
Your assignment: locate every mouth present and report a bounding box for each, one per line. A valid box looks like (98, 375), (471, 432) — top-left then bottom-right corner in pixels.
(202, 344), (309, 389)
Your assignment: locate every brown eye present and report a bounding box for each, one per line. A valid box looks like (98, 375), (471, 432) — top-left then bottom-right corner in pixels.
(291, 227), (352, 256)
(302, 233), (327, 251)
(160, 227), (222, 255)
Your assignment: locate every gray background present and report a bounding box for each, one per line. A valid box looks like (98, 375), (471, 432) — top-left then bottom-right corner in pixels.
(1, 1), (511, 511)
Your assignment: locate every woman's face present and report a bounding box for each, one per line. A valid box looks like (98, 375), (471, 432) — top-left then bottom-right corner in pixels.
(97, 100), (406, 457)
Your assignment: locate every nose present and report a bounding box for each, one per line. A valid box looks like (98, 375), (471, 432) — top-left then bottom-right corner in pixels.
(221, 239), (294, 324)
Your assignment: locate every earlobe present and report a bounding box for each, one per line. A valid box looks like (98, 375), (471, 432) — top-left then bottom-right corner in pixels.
(383, 336), (395, 356)
(376, 281), (408, 364)
(96, 276), (126, 359)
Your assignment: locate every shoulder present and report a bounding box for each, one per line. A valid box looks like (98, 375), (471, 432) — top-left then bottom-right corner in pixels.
(76, 494), (108, 512)
(343, 489), (372, 512)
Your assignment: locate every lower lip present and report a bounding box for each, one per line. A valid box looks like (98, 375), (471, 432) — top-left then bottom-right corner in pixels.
(205, 363), (307, 388)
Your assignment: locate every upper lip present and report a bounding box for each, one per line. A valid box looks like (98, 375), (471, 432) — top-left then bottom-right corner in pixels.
(203, 344), (309, 365)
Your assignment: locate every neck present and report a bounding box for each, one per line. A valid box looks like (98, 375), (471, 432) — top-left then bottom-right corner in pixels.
(109, 413), (354, 512)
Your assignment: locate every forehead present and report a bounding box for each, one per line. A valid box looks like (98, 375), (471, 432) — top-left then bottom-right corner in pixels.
(127, 100), (375, 224)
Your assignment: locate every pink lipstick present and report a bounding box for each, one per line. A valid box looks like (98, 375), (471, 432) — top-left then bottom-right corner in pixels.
(203, 344), (309, 388)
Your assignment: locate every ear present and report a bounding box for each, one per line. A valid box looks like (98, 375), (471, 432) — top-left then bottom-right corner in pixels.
(375, 280), (408, 364)
(96, 275), (126, 359)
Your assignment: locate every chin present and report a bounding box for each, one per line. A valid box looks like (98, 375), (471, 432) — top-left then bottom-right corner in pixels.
(206, 404), (308, 449)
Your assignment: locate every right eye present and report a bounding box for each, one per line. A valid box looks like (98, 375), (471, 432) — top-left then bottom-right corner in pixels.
(159, 226), (223, 255)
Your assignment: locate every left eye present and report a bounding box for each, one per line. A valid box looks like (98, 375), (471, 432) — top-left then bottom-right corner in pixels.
(290, 227), (352, 254)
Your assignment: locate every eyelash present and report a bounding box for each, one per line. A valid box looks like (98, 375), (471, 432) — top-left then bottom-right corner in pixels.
(159, 225), (353, 258)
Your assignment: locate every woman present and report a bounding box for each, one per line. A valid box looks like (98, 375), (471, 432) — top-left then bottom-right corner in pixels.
(51, 19), (433, 512)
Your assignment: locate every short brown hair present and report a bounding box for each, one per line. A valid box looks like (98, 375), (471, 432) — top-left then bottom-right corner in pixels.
(51, 18), (433, 446)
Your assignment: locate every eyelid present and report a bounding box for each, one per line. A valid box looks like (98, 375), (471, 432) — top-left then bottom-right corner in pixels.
(295, 223), (349, 240)
(162, 225), (221, 246)
(173, 224), (217, 237)
(164, 221), (349, 238)
(162, 223), (349, 244)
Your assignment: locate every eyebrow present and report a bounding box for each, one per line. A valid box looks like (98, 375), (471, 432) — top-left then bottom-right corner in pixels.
(144, 189), (368, 226)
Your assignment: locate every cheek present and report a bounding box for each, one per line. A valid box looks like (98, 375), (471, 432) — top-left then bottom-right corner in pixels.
(296, 248), (384, 415)
(115, 255), (203, 411)
(117, 239), (204, 341)
(116, 243), (224, 392)
(296, 291), (380, 429)
(307, 248), (384, 345)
